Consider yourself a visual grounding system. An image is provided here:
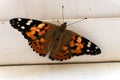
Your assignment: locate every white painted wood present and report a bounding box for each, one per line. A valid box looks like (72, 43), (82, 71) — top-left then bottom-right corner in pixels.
(0, 63), (120, 80)
(0, 0), (120, 20)
(0, 18), (120, 64)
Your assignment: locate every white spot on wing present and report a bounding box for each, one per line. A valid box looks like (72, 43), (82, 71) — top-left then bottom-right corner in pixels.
(87, 42), (91, 47)
(86, 49), (90, 52)
(26, 19), (33, 25)
(18, 18), (21, 21)
(21, 26), (25, 29)
(26, 22), (30, 25)
(95, 47), (98, 49)
(91, 51), (93, 53)
(87, 44), (90, 47)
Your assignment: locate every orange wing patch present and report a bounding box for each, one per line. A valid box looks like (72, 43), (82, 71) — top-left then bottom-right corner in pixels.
(26, 23), (49, 40)
(49, 45), (72, 61)
(70, 35), (84, 56)
(28, 37), (46, 56)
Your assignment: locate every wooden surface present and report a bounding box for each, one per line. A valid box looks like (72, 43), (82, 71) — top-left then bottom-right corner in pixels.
(0, 63), (120, 80)
(0, 0), (120, 20)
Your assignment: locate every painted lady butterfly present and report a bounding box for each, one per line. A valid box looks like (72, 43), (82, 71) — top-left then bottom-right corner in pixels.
(10, 18), (101, 61)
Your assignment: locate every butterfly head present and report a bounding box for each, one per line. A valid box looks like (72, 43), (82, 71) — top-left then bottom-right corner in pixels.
(59, 22), (67, 30)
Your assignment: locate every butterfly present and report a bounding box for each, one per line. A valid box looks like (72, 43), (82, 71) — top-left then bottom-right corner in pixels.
(9, 18), (101, 61)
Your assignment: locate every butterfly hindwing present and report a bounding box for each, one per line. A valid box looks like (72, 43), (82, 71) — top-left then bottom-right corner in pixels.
(10, 18), (57, 56)
(49, 30), (72, 61)
(49, 29), (101, 61)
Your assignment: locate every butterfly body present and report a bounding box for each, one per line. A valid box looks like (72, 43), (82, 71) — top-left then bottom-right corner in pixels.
(10, 18), (101, 61)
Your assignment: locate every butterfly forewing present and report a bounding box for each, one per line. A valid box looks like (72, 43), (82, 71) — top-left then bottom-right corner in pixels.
(10, 18), (57, 56)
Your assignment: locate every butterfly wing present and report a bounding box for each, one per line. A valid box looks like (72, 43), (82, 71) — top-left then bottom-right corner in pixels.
(10, 18), (57, 56)
(49, 30), (101, 61)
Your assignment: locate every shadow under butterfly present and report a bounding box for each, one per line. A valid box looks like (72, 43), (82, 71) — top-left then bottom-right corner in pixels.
(10, 18), (101, 61)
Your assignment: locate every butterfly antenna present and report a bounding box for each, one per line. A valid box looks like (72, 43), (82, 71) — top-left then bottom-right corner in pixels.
(67, 17), (87, 26)
(62, 5), (64, 23)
